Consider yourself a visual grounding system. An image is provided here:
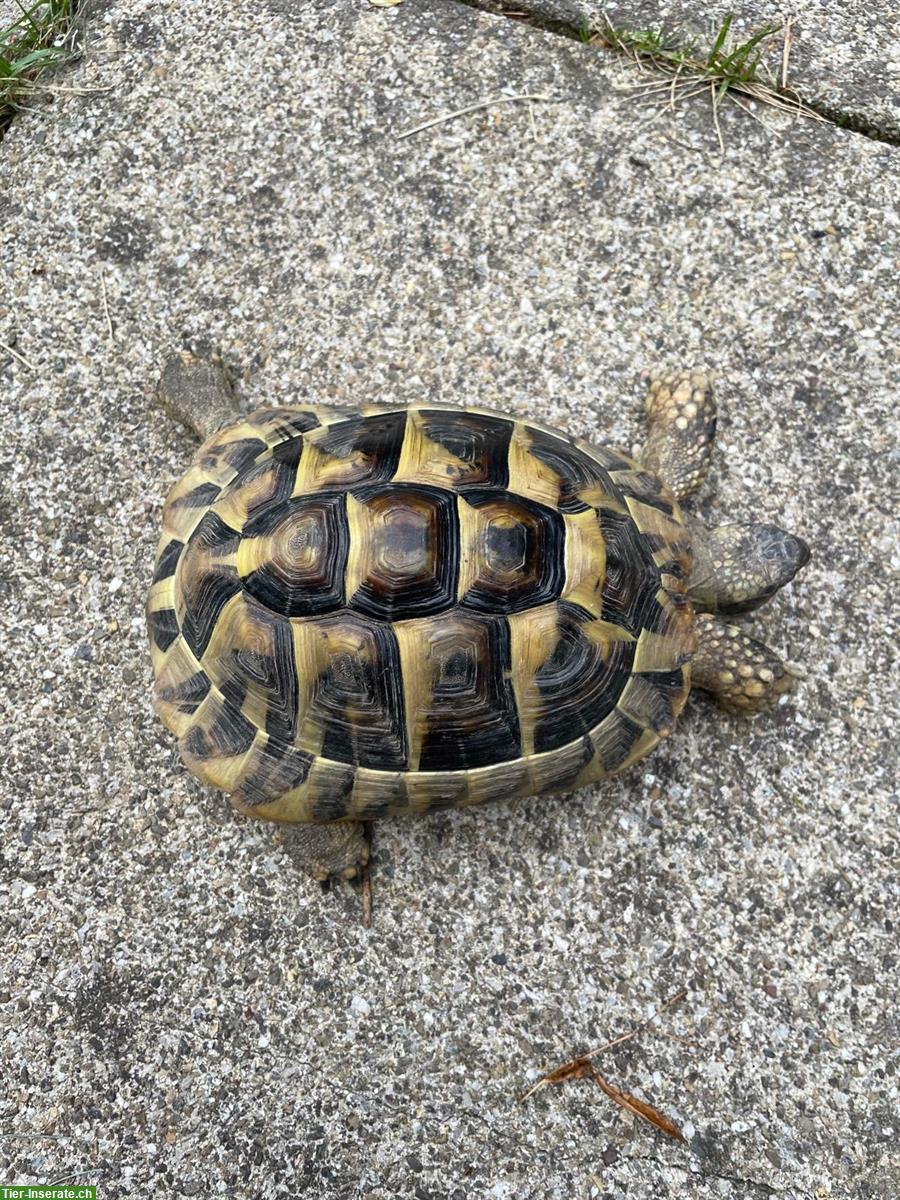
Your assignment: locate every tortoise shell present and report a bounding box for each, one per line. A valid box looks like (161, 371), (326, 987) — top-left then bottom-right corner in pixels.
(147, 404), (695, 822)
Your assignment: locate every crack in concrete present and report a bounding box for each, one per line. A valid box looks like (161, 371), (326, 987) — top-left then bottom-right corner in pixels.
(629, 1153), (778, 1196)
(450, 0), (900, 147)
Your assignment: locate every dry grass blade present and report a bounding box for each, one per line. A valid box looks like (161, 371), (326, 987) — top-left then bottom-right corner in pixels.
(592, 1072), (686, 1143)
(396, 93), (553, 141)
(781, 13), (796, 89)
(1, 341), (36, 370)
(710, 81), (725, 155)
(358, 819), (374, 927)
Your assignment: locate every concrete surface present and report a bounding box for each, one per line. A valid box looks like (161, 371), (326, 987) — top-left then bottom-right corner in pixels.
(477, 0), (900, 141)
(1, 0), (898, 1196)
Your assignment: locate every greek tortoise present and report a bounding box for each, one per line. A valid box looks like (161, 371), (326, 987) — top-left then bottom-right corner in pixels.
(148, 355), (809, 884)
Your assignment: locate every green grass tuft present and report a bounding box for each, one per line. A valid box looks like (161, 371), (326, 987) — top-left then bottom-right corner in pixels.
(597, 12), (782, 94)
(586, 12), (824, 146)
(1, 0), (80, 132)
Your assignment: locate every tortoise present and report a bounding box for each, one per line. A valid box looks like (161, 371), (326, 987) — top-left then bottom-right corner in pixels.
(148, 354), (809, 883)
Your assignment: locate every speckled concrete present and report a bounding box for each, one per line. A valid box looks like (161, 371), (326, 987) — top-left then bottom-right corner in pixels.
(1, 0), (898, 1196)
(475, 0), (900, 141)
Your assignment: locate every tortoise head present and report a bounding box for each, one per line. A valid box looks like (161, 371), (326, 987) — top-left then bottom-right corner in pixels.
(685, 517), (811, 615)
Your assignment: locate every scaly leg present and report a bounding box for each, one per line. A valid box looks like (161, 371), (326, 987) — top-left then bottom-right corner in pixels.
(641, 371), (717, 503)
(691, 613), (801, 714)
(280, 821), (371, 883)
(156, 351), (240, 440)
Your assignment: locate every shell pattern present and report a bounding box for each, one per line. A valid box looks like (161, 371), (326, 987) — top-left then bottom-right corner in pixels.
(147, 404), (695, 822)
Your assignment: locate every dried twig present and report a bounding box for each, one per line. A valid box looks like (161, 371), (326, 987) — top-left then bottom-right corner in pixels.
(520, 987), (688, 1141)
(593, 1071), (686, 1142)
(396, 93), (553, 141)
(359, 820), (374, 927)
(572, 986), (687, 1066)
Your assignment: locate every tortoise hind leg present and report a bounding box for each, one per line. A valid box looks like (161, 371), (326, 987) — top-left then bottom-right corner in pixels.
(641, 371), (717, 503)
(157, 351), (241, 441)
(691, 613), (802, 714)
(281, 820), (371, 882)
(687, 519), (811, 614)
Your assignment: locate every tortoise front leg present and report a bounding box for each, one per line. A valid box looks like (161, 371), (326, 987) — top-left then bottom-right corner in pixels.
(691, 613), (801, 714)
(641, 371), (717, 503)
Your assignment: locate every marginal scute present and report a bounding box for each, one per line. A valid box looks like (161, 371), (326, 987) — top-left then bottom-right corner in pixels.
(231, 736), (315, 812)
(295, 410), (407, 493)
(150, 401), (696, 820)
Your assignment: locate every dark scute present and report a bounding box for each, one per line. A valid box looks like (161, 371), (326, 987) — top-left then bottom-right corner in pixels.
(642, 530), (690, 582)
(199, 436), (267, 475)
(247, 407), (323, 435)
(630, 669), (688, 731)
(237, 457), (301, 522)
(189, 511), (241, 555)
(148, 607), (179, 652)
(419, 615), (521, 771)
(252, 619), (300, 745)
(460, 489), (565, 615)
(356, 775), (406, 819)
(532, 607), (635, 754)
(271, 435), (305, 467)
(184, 704), (256, 760)
(310, 764), (356, 821)
(525, 426), (616, 512)
(181, 572), (242, 658)
(152, 539), (184, 583)
(418, 409), (514, 487)
(217, 671), (249, 712)
(170, 481), (222, 509)
(348, 484), (459, 622)
(317, 410), (407, 484)
(593, 710), (643, 773)
(225, 436), (267, 472)
(242, 490), (341, 538)
(599, 510), (665, 636)
(468, 759), (530, 807)
(613, 468), (675, 515)
(315, 618), (408, 771)
(532, 735), (594, 794)
(486, 521), (527, 569)
(241, 493), (348, 618)
(157, 670), (211, 713)
(236, 740), (314, 807)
